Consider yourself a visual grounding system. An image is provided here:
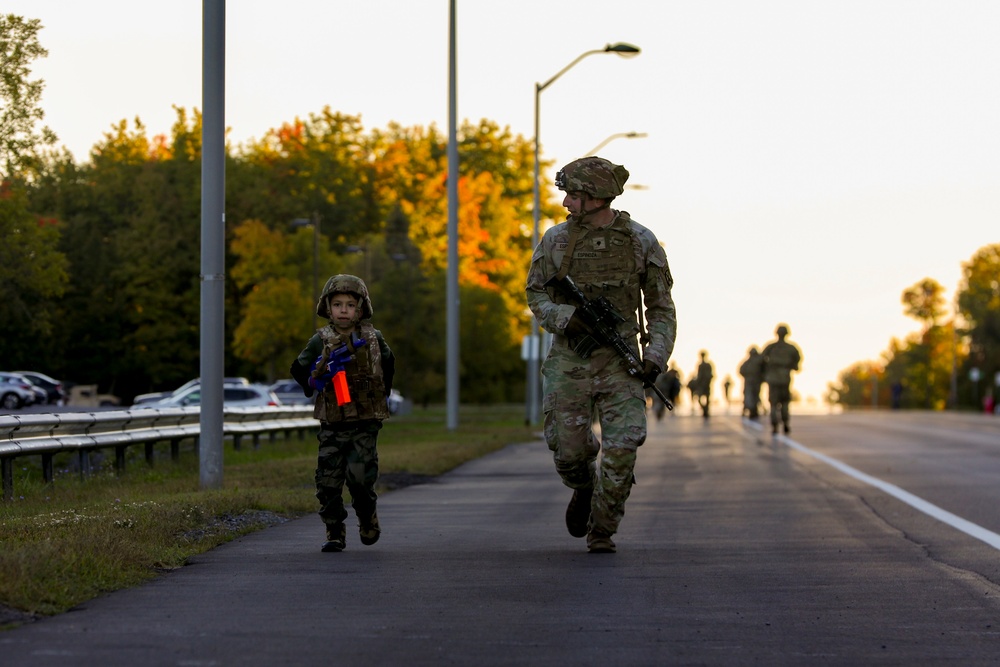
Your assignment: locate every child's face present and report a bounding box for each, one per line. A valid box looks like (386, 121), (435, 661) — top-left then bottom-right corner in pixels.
(328, 293), (359, 333)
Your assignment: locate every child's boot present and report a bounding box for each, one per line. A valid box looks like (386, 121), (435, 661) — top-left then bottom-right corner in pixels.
(359, 510), (380, 546)
(322, 522), (346, 552)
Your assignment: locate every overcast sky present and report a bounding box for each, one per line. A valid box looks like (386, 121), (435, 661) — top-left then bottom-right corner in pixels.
(10, 0), (1000, 404)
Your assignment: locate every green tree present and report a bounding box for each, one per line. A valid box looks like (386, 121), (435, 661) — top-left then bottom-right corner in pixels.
(229, 218), (345, 380)
(956, 244), (1000, 406)
(0, 14), (56, 178)
(0, 182), (68, 364)
(901, 277), (946, 327)
(827, 360), (884, 408)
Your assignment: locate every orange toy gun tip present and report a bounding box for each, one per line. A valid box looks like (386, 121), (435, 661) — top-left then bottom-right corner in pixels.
(333, 370), (351, 406)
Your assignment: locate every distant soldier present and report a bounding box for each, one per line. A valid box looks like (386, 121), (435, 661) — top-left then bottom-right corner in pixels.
(739, 346), (764, 420)
(723, 375), (733, 407)
(665, 364), (682, 415)
(694, 351), (714, 419)
(652, 365), (680, 422)
(761, 324), (802, 435)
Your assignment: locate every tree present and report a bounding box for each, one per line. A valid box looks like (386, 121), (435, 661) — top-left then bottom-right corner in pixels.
(0, 181), (68, 364)
(0, 14), (56, 178)
(956, 244), (1000, 406)
(827, 360), (884, 407)
(901, 277), (946, 328)
(229, 218), (345, 380)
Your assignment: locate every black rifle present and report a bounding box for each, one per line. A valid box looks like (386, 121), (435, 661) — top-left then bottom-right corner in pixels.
(545, 274), (673, 411)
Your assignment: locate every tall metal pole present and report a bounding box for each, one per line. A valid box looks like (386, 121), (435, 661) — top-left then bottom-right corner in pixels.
(446, 0), (460, 429)
(199, 0), (225, 489)
(311, 212), (319, 329)
(527, 85), (541, 425)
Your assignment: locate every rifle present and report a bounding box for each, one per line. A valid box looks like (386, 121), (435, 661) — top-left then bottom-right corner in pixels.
(310, 334), (366, 406)
(545, 274), (673, 411)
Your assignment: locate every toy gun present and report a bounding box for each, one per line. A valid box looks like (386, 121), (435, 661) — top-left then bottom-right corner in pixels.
(310, 334), (366, 406)
(545, 274), (673, 411)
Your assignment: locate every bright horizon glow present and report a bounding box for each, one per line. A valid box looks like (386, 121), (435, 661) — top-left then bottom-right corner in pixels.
(8, 0), (1000, 404)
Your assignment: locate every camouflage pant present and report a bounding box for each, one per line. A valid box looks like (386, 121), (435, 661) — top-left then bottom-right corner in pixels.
(315, 420), (382, 527)
(541, 343), (647, 536)
(767, 382), (791, 426)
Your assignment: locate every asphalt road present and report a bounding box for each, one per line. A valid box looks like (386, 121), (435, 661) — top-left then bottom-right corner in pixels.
(3, 410), (1000, 666)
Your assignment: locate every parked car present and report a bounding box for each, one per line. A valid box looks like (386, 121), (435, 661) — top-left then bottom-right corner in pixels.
(269, 379), (314, 406)
(0, 372), (40, 410)
(388, 388), (404, 415)
(270, 379), (402, 414)
(132, 377), (251, 405)
(14, 371), (66, 405)
(134, 383), (280, 409)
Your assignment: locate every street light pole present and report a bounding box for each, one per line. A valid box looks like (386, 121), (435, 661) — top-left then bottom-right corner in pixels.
(527, 42), (641, 426)
(291, 214), (320, 329)
(584, 131), (648, 157)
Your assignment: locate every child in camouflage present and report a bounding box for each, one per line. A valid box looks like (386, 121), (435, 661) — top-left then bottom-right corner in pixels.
(290, 274), (396, 552)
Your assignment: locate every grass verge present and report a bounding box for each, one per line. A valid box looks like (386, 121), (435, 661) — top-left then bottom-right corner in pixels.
(0, 404), (535, 627)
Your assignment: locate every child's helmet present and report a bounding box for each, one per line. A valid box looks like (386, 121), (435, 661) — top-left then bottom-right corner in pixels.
(317, 274), (373, 321)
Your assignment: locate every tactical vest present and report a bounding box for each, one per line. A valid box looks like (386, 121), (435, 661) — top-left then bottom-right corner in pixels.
(763, 341), (799, 385)
(551, 211), (641, 335)
(313, 322), (390, 423)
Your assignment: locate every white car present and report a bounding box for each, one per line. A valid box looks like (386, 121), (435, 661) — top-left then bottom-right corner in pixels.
(387, 388), (404, 415)
(269, 379), (314, 406)
(134, 383), (280, 409)
(133, 377), (251, 405)
(0, 372), (40, 410)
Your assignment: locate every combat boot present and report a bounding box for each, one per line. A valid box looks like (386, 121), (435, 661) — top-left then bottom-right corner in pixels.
(359, 510), (380, 546)
(321, 523), (346, 552)
(565, 487), (593, 538)
(587, 530), (616, 554)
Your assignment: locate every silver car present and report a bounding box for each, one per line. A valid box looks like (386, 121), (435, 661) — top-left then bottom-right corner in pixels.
(133, 377), (251, 405)
(268, 379), (314, 406)
(135, 383), (280, 409)
(0, 372), (40, 410)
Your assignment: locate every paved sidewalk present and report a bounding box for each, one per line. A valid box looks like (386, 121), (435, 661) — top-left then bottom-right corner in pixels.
(3, 415), (1000, 666)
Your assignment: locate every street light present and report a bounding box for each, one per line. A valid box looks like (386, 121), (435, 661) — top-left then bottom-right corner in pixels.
(528, 42), (641, 425)
(290, 213), (320, 328)
(584, 131), (648, 157)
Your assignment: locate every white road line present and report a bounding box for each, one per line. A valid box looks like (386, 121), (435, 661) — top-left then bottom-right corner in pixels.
(739, 418), (1000, 551)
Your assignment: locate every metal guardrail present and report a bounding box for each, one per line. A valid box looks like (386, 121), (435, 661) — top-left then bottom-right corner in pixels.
(0, 405), (317, 501)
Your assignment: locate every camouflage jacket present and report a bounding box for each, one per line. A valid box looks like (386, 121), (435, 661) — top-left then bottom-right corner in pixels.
(761, 339), (801, 385)
(525, 210), (677, 370)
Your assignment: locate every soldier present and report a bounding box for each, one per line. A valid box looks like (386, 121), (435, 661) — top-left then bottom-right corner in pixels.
(739, 346), (764, 420)
(694, 351), (714, 418)
(526, 156), (677, 554)
(761, 323), (802, 435)
(290, 275), (396, 552)
(652, 364), (681, 421)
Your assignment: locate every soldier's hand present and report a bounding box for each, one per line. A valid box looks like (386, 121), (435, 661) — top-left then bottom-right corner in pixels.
(563, 311), (592, 339)
(641, 360), (661, 385)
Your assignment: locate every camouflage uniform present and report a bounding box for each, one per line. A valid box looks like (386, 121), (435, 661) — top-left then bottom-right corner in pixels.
(739, 347), (764, 419)
(526, 157), (676, 552)
(694, 353), (714, 418)
(761, 324), (802, 434)
(291, 275), (395, 552)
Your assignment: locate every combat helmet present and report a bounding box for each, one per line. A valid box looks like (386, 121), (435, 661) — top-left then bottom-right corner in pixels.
(316, 274), (373, 321)
(555, 156), (629, 200)
(776, 324), (790, 337)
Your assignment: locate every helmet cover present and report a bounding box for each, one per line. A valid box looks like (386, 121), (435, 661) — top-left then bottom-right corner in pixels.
(555, 156), (629, 199)
(317, 274), (373, 321)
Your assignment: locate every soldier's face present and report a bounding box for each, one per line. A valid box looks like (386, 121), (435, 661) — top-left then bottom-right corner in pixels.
(329, 293), (359, 333)
(563, 191), (603, 217)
